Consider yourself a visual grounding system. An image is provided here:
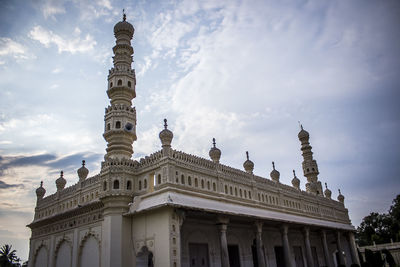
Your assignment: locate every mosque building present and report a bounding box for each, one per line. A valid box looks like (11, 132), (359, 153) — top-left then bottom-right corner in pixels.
(27, 15), (360, 267)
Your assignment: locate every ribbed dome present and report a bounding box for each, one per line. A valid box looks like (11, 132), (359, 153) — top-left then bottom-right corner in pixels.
(36, 181), (46, 199)
(159, 119), (173, 148)
(114, 16), (134, 38)
(298, 125), (309, 140)
(56, 171), (66, 191)
(291, 170), (300, 190)
(243, 151), (254, 174)
(270, 162), (280, 182)
(337, 189), (345, 203)
(324, 182), (332, 199)
(209, 138), (221, 163)
(77, 160), (89, 181)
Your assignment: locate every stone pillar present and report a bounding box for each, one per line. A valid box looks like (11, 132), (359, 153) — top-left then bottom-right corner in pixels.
(321, 230), (334, 267)
(336, 231), (345, 266)
(281, 224), (293, 267)
(217, 216), (230, 267)
(347, 232), (360, 265)
(303, 227), (314, 267)
(255, 221), (266, 267)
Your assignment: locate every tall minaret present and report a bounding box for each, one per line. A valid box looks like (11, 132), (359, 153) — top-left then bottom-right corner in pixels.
(103, 13), (137, 160)
(298, 125), (323, 195)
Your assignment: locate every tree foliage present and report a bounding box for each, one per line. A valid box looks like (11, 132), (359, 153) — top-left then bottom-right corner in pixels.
(0, 244), (20, 267)
(356, 194), (400, 246)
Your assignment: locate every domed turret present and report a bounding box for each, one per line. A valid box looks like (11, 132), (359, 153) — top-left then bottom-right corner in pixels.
(209, 138), (221, 163)
(270, 162), (280, 182)
(36, 181), (46, 200)
(77, 160), (89, 181)
(324, 182), (332, 199)
(291, 170), (300, 190)
(56, 171), (66, 191)
(337, 189), (344, 203)
(243, 151), (254, 174)
(159, 119), (173, 148)
(113, 12), (134, 38)
(298, 124), (309, 140)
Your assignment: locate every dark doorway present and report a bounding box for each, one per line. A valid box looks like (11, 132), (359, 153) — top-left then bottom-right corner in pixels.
(275, 246), (285, 267)
(293, 246), (304, 267)
(228, 245), (241, 267)
(251, 239), (259, 267)
(189, 243), (209, 267)
(311, 247), (319, 267)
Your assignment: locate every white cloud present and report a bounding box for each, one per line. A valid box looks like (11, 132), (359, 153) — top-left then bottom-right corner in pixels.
(0, 38), (33, 63)
(29, 26), (97, 54)
(41, 0), (66, 19)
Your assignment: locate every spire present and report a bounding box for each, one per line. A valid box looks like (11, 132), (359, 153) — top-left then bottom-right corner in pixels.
(243, 151), (254, 174)
(159, 118), (173, 151)
(270, 161), (280, 182)
(103, 17), (137, 160)
(291, 169), (300, 190)
(122, 9), (126, 21)
(324, 182), (332, 199)
(36, 181), (46, 200)
(209, 138), (221, 163)
(297, 125), (322, 195)
(337, 189), (344, 203)
(78, 160), (89, 181)
(56, 171), (66, 191)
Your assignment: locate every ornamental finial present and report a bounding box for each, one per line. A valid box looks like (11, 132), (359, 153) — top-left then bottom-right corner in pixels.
(82, 160), (85, 166)
(293, 169), (296, 177)
(164, 118), (168, 129)
(338, 189), (341, 194)
(60, 170), (64, 177)
(40, 181), (43, 187)
(246, 151), (249, 160)
(123, 9), (126, 21)
(325, 182), (328, 189)
(272, 161), (275, 170)
(212, 138), (216, 148)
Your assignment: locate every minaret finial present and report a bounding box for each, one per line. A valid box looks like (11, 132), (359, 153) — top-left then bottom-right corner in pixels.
(246, 151), (249, 160)
(272, 161), (275, 170)
(212, 138), (216, 148)
(60, 170), (63, 177)
(325, 182), (328, 189)
(164, 118), (168, 129)
(338, 189), (341, 194)
(123, 9), (126, 21)
(293, 169), (296, 177)
(82, 160), (85, 166)
(40, 181), (43, 187)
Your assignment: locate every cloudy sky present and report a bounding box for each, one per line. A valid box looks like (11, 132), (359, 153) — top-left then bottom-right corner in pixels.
(0, 0), (399, 261)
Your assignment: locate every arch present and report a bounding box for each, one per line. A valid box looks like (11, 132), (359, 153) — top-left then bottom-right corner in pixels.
(103, 181), (107, 191)
(181, 174), (185, 184)
(107, 123), (110, 130)
(207, 181), (210, 190)
(115, 121), (121, 129)
(110, 82), (113, 87)
(136, 246), (154, 267)
(144, 179), (147, 188)
(188, 176), (192, 186)
(139, 180), (142, 190)
(128, 81), (132, 88)
(201, 179), (204, 188)
(54, 239), (72, 267)
(117, 79), (122, 86)
(213, 182), (216, 191)
(194, 178), (198, 187)
(235, 188), (238, 196)
(127, 180), (132, 190)
(225, 185), (228, 194)
(157, 174), (161, 185)
(113, 179), (119, 189)
(78, 233), (100, 267)
(34, 244), (48, 267)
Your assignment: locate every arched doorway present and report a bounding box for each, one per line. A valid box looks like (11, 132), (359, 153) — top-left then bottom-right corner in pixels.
(136, 246), (154, 267)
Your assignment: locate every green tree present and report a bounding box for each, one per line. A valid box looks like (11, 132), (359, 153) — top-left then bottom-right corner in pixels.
(389, 194), (400, 242)
(0, 244), (20, 267)
(356, 212), (393, 246)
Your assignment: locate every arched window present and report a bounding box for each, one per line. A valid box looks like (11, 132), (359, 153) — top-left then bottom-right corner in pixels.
(230, 186), (233, 195)
(113, 180), (119, 189)
(181, 175), (185, 184)
(127, 180), (132, 190)
(235, 188), (238, 196)
(139, 181), (142, 190)
(158, 174), (161, 185)
(213, 182), (216, 191)
(107, 123), (110, 130)
(117, 79), (122, 86)
(201, 180), (204, 188)
(103, 181), (107, 191)
(207, 181), (210, 190)
(240, 189), (242, 197)
(144, 179), (147, 188)
(127, 81), (132, 88)
(244, 190), (247, 198)
(195, 178), (198, 187)
(188, 176), (192, 186)
(116, 121), (121, 129)
(110, 82), (113, 87)
(249, 191), (252, 199)
(225, 185), (228, 194)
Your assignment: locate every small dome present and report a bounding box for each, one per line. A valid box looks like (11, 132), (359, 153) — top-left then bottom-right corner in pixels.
(209, 138), (221, 163)
(337, 189), (344, 203)
(270, 162), (280, 182)
(159, 119), (173, 148)
(324, 182), (332, 199)
(291, 170), (300, 190)
(56, 171), (66, 191)
(78, 160), (89, 181)
(114, 14), (134, 38)
(243, 151), (254, 174)
(36, 181), (46, 199)
(298, 124), (309, 140)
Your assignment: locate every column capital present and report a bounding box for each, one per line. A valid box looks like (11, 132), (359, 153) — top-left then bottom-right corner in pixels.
(255, 221), (263, 233)
(303, 226), (310, 236)
(217, 215), (229, 225)
(280, 224), (289, 235)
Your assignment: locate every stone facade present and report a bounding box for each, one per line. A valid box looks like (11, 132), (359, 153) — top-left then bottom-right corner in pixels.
(27, 16), (360, 267)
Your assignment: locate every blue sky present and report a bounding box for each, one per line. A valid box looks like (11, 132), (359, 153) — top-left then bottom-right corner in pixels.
(0, 0), (399, 261)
